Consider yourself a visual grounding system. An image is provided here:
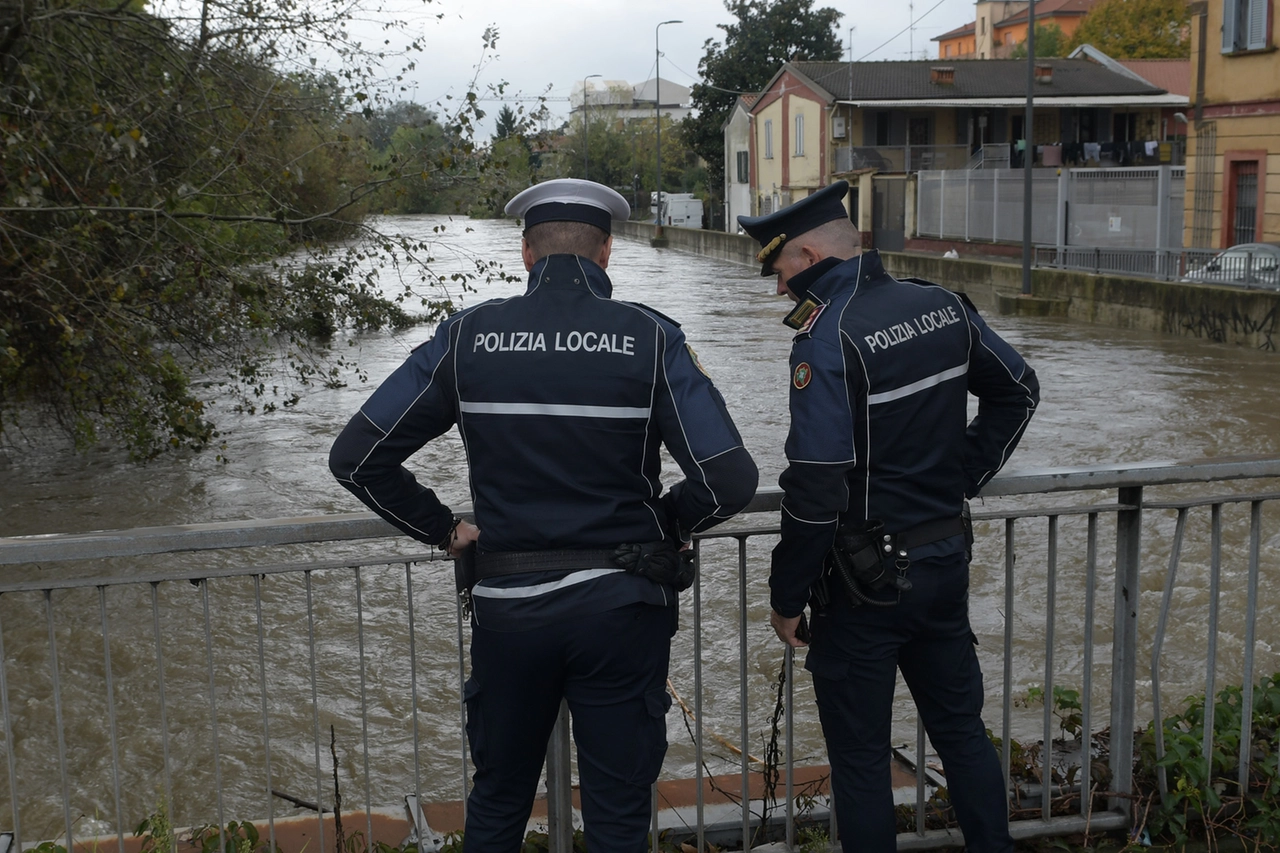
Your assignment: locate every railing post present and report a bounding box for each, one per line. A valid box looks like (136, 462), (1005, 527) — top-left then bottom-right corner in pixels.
(1155, 165), (1171, 253)
(1056, 169), (1069, 251)
(937, 171), (945, 238)
(546, 701), (574, 851)
(992, 168), (999, 242)
(1109, 485), (1142, 816)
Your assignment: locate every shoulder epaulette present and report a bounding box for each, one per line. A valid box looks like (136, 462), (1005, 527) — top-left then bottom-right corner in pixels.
(620, 300), (682, 328)
(950, 290), (978, 312)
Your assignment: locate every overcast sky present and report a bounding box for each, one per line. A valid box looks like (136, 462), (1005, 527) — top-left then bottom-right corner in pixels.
(370, 0), (980, 138)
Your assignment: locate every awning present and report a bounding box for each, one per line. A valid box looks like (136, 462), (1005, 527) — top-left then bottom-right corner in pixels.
(836, 94), (1188, 108)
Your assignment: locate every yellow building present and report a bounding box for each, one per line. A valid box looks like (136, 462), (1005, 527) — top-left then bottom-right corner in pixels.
(1183, 0), (1280, 248)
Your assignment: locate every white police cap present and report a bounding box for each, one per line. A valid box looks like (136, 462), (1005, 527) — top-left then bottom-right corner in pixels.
(504, 178), (631, 234)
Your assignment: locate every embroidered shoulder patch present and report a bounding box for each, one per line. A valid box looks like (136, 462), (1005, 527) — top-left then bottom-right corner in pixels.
(687, 344), (711, 377)
(792, 362), (812, 389)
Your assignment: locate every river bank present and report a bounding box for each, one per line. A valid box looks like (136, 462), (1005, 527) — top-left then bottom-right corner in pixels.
(614, 221), (1280, 352)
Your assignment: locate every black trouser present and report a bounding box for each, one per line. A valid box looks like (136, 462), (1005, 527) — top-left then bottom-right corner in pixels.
(462, 602), (676, 852)
(803, 552), (1013, 853)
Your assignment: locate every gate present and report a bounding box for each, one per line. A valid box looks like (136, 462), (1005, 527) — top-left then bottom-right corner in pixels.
(872, 176), (906, 251)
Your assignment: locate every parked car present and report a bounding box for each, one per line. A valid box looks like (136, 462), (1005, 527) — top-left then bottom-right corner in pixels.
(1182, 242), (1280, 289)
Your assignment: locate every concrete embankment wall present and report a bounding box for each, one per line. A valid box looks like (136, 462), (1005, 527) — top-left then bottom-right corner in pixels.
(613, 220), (1280, 352)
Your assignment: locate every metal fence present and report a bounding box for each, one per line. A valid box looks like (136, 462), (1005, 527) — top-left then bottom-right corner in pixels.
(2, 457), (1279, 852)
(916, 167), (1186, 251)
(1034, 245), (1280, 290)
(916, 168), (1061, 246)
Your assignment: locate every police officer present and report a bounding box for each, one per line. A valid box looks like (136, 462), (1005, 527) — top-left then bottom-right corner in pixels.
(739, 181), (1038, 853)
(330, 178), (758, 853)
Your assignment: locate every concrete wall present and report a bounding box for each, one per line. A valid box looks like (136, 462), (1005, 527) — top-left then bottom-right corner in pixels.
(615, 220), (762, 267)
(614, 220), (1280, 351)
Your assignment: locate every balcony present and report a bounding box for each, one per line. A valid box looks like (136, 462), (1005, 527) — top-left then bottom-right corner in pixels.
(833, 144), (971, 174)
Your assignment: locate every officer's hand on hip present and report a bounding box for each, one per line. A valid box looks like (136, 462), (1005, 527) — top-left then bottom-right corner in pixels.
(447, 520), (480, 557)
(770, 609), (809, 648)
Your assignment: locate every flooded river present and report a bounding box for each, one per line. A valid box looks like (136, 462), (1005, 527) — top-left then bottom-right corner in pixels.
(2, 216), (1279, 839)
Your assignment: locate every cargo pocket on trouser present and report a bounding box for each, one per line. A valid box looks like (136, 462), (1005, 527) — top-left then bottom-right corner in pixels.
(629, 687), (672, 786)
(463, 677), (486, 772)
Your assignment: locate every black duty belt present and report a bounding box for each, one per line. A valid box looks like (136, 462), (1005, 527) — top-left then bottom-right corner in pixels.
(474, 548), (619, 580)
(894, 515), (966, 551)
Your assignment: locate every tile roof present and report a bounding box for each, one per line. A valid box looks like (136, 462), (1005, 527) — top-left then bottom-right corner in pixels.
(997, 0), (1100, 26)
(1116, 59), (1191, 97)
(790, 58), (1166, 100)
(932, 21), (976, 42)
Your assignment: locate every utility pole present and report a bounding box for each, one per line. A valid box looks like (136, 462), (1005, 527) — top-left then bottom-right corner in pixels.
(582, 73), (601, 180)
(654, 19), (681, 239)
(847, 27), (855, 175)
(1021, 0), (1036, 295)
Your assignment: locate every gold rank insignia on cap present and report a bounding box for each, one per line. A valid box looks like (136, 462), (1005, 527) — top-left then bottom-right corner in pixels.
(756, 233), (787, 263)
(783, 296), (822, 331)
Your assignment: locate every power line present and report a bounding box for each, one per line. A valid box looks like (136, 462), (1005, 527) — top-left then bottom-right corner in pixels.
(857, 0), (949, 60)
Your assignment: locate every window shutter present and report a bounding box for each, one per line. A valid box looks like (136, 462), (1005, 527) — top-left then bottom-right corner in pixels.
(1222, 0), (1240, 51)
(1245, 0), (1269, 49)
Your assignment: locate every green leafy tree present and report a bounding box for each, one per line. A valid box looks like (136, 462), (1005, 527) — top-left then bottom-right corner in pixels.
(683, 0), (843, 228)
(494, 105), (521, 141)
(1010, 23), (1068, 58)
(365, 101), (440, 151)
(1066, 0), (1191, 58)
(0, 0), (512, 456)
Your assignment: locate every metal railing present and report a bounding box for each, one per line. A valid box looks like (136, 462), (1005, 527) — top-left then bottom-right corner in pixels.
(2, 457), (1279, 852)
(1034, 245), (1280, 290)
(965, 144), (1011, 171)
(834, 145), (970, 174)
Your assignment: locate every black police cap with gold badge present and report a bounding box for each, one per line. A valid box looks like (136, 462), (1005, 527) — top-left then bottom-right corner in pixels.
(504, 178), (631, 234)
(737, 180), (850, 276)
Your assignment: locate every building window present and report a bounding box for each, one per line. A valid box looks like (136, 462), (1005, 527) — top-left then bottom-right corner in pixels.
(945, 44), (952, 57)
(736, 150), (749, 183)
(1223, 0), (1271, 53)
(764, 120), (773, 159)
(794, 114), (805, 156)
(1226, 158), (1261, 244)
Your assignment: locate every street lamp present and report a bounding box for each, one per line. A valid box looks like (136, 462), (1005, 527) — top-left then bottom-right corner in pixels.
(655, 19), (681, 230)
(1021, 0), (1036, 295)
(582, 73), (602, 179)
(846, 27), (855, 177)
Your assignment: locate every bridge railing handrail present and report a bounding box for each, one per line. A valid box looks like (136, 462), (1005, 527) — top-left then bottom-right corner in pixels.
(4, 456), (1278, 566)
(2, 455), (1278, 853)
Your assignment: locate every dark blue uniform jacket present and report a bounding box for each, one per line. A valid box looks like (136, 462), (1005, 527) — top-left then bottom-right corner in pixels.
(331, 253), (758, 628)
(770, 250), (1039, 618)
